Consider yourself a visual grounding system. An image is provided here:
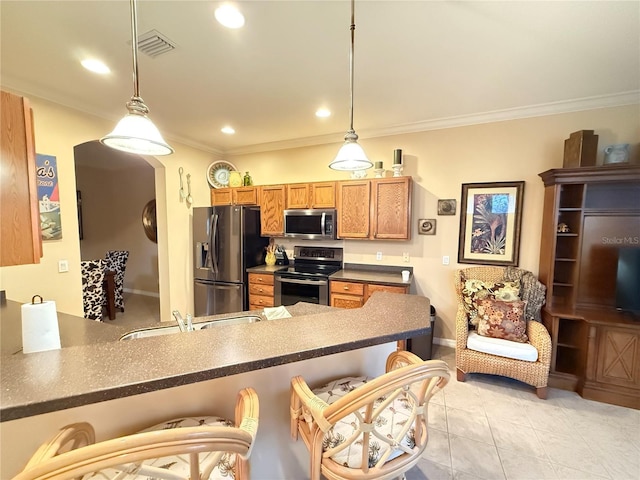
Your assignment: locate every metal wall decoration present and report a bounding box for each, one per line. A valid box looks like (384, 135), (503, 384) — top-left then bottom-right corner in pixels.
(418, 218), (436, 235)
(437, 199), (456, 215)
(458, 181), (524, 266)
(142, 199), (157, 243)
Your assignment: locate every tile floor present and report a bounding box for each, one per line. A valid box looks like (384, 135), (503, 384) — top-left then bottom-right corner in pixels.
(111, 297), (639, 479)
(407, 345), (640, 480)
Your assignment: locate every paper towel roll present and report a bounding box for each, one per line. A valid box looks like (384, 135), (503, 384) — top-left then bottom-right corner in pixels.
(21, 297), (61, 354)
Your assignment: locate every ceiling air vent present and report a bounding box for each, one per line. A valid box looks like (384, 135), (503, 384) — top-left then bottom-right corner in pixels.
(137, 29), (176, 58)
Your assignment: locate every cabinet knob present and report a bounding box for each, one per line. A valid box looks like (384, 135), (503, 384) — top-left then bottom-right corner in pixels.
(259, 288), (263, 293)
(344, 286), (350, 290)
(258, 277), (263, 282)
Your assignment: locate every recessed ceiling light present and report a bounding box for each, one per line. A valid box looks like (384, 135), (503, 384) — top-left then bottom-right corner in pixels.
(315, 108), (331, 118)
(221, 126), (236, 134)
(215, 4), (245, 29)
(81, 59), (110, 74)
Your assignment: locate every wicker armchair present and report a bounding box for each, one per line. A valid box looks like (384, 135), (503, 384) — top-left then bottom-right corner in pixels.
(455, 266), (552, 399)
(14, 388), (259, 480)
(290, 351), (450, 480)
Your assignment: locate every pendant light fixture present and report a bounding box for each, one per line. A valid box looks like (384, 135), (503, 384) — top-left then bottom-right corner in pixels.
(329, 0), (372, 171)
(101, 0), (173, 156)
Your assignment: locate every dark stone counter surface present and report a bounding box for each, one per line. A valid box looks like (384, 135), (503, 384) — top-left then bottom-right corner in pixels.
(0, 292), (429, 422)
(245, 264), (286, 273)
(330, 263), (413, 286)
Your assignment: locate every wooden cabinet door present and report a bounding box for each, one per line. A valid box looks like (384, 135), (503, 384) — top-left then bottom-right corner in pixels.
(595, 326), (640, 389)
(331, 293), (364, 309)
(211, 188), (233, 205)
(310, 182), (336, 208)
(371, 177), (412, 240)
(260, 185), (285, 236)
(233, 187), (259, 205)
(286, 183), (310, 209)
(1, 91), (42, 266)
(337, 180), (370, 238)
(365, 283), (409, 302)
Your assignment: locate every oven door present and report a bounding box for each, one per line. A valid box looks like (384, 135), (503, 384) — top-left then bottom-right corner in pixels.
(274, 274), (329, 306)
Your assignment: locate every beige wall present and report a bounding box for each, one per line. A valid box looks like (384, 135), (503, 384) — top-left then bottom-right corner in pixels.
(0, 94), (637, 339)
(231, 105), (639, 341)
(0, 94), (218, 322)
(76, 163), (159, 294)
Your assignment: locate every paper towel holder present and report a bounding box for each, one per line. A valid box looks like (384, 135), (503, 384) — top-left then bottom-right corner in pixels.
(31, 294), (43, 304)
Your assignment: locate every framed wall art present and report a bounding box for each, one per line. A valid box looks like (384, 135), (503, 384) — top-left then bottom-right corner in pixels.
(418, 218), (436, 235)
(437, 199), (456, 215)
(458, 181), (524, 266)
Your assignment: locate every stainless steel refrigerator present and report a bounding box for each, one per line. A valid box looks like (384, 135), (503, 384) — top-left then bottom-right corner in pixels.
(193, 206), (268, 316)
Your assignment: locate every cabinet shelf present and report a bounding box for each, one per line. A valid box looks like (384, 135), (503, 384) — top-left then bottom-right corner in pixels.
(553, 282), (574, 287)
(557, 233), (578, 237)
(555, 258), (576, 262)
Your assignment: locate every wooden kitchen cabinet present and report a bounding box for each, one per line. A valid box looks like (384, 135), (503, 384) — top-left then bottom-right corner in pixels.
(259, 185), (285, 236)
(211, 186), (259, 206)
(336, 180), (370, 238)
(330, 281), (409, 309)
(1, 90), (42, 266)
(286, 181), (336, 209)
(336, 177), (412, 240)
(248, 272), (275, 310)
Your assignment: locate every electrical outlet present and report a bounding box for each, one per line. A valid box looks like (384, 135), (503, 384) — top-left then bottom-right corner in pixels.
(376, 252), (383, 261)
(58, 259), (69, 273)
(442, 255), (450, 265)
(402, 252), (410, 263)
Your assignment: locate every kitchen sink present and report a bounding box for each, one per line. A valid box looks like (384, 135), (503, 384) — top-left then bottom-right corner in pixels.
(120, 315), (262, 341)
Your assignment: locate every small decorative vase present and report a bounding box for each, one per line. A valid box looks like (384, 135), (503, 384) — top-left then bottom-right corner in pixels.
(392, 164), (403, 177)
(603, 144), (630, 165)
(265, 252), (276, 266)
(350, 170), (367, 179)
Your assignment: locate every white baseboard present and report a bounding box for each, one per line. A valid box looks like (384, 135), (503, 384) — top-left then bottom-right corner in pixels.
(123, 288), (160, 298)
(434, 337), (456, 349)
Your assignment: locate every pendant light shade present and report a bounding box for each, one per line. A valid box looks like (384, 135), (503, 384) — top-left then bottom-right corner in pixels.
(100, 0), (173, 156)
(329, 0), (371, 171)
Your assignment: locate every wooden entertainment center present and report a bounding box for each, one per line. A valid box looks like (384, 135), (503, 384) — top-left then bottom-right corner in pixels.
(538, 164), (640, 409)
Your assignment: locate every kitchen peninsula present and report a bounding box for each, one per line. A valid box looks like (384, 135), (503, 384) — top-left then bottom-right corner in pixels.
(1, 292), (434, 478)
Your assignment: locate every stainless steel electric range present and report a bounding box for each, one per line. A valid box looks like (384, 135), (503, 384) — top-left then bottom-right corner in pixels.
(274, 246), (343, 306)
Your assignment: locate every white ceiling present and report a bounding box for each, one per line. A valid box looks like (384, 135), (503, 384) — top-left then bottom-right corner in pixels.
(2, 1), (639, 156)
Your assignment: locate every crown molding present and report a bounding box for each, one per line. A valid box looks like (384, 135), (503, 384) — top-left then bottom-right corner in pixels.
(225, 91), (640, 156)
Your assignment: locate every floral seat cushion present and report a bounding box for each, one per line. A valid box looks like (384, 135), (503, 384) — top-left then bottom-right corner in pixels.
(309, 376), (417, 469)
(83, 416), (237, 480)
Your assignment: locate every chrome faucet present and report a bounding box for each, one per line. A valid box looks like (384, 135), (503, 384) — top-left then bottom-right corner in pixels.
(186, 313), (194, 332)
(172, 310), (187, 332)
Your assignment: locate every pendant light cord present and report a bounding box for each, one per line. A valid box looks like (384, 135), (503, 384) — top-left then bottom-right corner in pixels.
(348, 0), (355, 133)
(130, 0), (140, 99)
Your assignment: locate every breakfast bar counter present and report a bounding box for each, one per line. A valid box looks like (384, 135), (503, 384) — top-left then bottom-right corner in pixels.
(0, 292), (430, 422)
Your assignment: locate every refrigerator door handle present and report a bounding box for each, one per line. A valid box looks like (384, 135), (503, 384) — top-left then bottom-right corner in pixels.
(210, 214), (219, 274)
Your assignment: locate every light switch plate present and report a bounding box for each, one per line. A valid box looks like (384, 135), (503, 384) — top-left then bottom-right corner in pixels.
(442, 256), (450, 265)
(58, 259), (69, 272)
(376, 252), (383, 261)
(403, 252), (410, 262)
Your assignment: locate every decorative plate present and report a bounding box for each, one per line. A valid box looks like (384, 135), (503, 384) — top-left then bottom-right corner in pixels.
(206, 161), (237, 188)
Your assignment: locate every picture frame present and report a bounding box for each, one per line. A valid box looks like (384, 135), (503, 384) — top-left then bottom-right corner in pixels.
(458, 181), (524, 266)
(437, 199), (456, 215)
(418, 218), (436, 235)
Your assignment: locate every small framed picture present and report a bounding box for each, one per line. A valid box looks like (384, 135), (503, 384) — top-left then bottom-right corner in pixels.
(437, 199), (456, 215)
(418, 218), (436, 235)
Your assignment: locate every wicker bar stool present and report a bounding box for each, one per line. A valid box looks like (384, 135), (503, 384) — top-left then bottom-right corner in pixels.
(14, 388), (259, 480)
(290, 351), (450, 480)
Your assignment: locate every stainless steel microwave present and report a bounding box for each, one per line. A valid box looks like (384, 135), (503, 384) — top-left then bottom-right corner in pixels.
(283, 209), (336, 240)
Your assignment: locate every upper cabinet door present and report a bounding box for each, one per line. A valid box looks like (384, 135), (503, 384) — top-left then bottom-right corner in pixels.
(337, 180), (371, 238)
(260, 185), (285, 236)
(211, 187), (233, 206)
(1, 91), (42, 266)
(286, 183), (310, 209)
(371, 177), (412, 240)
(310, 181), (336, 208)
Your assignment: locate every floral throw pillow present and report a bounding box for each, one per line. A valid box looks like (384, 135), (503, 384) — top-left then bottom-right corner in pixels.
(476, 298), (528, 343)
(461, 277), (521, 327)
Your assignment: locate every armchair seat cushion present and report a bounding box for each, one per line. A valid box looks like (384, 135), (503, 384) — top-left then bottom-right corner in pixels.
(85, 416), (237, 480)
(309, 376), (416, 469)
(467, 331), (538, 362)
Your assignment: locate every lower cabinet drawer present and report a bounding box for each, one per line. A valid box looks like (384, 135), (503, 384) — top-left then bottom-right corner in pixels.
(330, 281), (365, 296)
(249, 294), (274, 308)
(248, 273), (274, 286)
(249, 283), (274, 296)
(365, 283), (409, 301)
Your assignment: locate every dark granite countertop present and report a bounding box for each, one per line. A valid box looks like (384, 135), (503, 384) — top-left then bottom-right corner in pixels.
(0, 292), (430, 422)
(330, 264), (412, 286)
(245, 264), (287, 274)
(1, 300), (122, 356)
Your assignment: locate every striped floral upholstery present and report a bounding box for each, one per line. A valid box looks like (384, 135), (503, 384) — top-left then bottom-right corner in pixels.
(83, 417), (239, 480)
(104, 250), (129, 311)
(81, 259), (105, 321)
